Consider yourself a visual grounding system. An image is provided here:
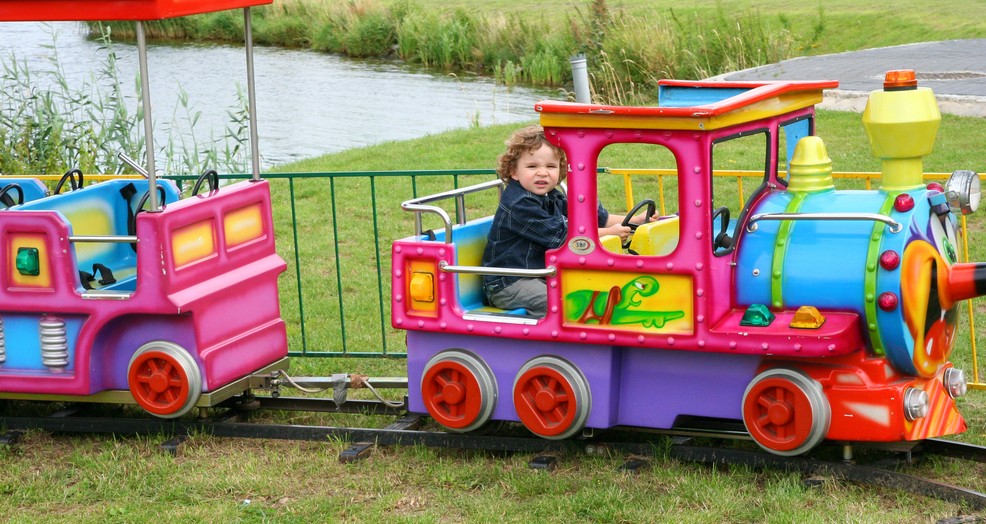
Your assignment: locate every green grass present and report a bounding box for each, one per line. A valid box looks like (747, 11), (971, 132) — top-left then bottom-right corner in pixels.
(399, 0), (986, 54)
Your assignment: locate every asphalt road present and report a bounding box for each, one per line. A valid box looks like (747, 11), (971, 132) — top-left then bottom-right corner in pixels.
(717, 39), (986, 117)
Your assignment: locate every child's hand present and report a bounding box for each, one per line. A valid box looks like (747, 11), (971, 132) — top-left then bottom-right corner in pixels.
(629, 210), (657, 225)
(600, 224), (632, 242)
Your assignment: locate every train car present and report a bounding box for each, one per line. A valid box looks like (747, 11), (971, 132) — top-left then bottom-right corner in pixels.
(393, 70), (985, 455)
(0, 178), (50, 208)
(0, 0), (288, 418)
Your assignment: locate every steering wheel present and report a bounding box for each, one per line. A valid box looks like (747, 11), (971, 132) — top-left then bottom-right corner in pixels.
(53, 168), (84, 194)
(712, 206), (733, 251)
(0, 183), (24, 208)
(620, 199), (656, 248)
(128, 186), (168, 251)
(191, 169), (219, 196)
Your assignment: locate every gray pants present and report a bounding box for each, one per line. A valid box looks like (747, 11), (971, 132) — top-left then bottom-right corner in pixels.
(486, 278), (547, 317)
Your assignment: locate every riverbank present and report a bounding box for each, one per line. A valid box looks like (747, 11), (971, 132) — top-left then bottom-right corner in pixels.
(98, 0), (986, 105)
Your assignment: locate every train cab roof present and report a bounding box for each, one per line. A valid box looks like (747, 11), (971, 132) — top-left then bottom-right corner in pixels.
(536, 79), (838, 131)
(0, 0), (272, 21)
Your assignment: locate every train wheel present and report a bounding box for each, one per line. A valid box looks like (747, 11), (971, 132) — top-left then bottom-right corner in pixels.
(742, 368), (830, 456)
(512, 356), (591, 440)
(127, 341), (203, 419)
(420, 350), (497, 433)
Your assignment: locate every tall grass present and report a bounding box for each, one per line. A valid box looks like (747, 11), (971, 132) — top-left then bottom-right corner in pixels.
(0, 24), (250, 176)
(94, 0), (818, 105)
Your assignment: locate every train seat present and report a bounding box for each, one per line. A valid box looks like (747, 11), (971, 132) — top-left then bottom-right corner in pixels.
(16, 179), (180, 292)
(628, 215), (680, 256)
(427, 216), (529, 317)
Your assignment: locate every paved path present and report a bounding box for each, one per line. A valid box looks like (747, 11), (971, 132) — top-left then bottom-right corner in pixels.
(717, 39), (986, 116)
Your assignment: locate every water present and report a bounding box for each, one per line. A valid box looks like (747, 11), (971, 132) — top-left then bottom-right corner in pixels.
(0, 22), (556, 168)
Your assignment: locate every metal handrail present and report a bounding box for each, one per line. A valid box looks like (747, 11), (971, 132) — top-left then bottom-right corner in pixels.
(438, 260), (556, 278)
(68, 235), (138, 243)
(401, 178), (503, 242)
(746, 212), (903, 233)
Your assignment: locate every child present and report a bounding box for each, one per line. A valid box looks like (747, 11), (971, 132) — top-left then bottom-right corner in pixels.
(481, 125), (633, 317)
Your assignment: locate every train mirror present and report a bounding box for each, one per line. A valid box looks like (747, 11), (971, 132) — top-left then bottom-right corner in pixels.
(944, 169), (981, 215)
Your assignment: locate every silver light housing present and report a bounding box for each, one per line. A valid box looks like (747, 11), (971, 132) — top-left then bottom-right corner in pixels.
(944, 169), (981, 215)
(944, 367), (968, 399)
(903, 387), (930, 421)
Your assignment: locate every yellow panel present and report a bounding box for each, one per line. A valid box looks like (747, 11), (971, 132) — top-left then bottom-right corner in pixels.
(561, 270), (693, 334)
(628, 216), (680, 256)
(599, 234), (622, 254)
(172, 220), (216, 268)
(8, 233), (52, 289)
(224, 202), (264, 247)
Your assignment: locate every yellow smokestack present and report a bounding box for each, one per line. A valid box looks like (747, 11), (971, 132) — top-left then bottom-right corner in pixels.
(861, 70), (940, 192)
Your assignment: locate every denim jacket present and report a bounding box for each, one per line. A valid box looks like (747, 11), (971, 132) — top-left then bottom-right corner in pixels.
(481, 179), (608, 294)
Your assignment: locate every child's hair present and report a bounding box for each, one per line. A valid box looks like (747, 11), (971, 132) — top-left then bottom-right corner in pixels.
(495, 125), (568, 183)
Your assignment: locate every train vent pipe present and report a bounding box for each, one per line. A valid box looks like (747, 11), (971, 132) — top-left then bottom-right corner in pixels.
(570, 54), (591, 103)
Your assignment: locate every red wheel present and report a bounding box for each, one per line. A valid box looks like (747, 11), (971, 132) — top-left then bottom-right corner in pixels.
(421, 350), (496, 432)
(512, 356), (591, 440)
(128, 341), (202, 419)
(742, 368), (830, 456)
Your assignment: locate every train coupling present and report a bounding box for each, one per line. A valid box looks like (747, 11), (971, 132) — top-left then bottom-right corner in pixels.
(268, 371), (408, 408)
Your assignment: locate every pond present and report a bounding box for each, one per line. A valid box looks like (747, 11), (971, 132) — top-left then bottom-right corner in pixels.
(0, 22), (557, 168)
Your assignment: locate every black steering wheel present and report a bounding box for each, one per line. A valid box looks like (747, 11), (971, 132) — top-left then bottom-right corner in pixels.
(620, 199), (656, 248)
(191, 169), (219, 196)
(712, 206), (733, 251)
(53, 168), (84, 194)
(128, 186), (168, 251)
(0, 183), (24, 208)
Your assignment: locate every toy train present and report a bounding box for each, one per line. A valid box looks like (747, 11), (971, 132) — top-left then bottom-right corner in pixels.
(1, 0), (984, 458)
(393, 70), (985, 456)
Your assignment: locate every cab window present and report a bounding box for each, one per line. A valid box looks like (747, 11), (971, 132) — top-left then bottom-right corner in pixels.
(710, 130), (769, 256)
(597, 142), (680, 257)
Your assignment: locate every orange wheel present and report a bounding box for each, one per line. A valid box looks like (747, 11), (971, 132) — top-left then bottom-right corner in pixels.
(128, 341), (202, 419)
(742, 368), (830, 456)
(420, 350), (496, 432)
(512, 356), (591, 440)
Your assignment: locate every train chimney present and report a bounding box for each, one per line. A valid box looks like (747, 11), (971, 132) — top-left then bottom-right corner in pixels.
(862, 70), (941, 192)
(570, 54), (591, 104)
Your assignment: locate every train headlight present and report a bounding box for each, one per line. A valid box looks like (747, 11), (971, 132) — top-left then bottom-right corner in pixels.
(409, 272), (435, 303)
(944, 169), (981, 215)
(943, 368), (968, 399)
(903, 387), (929, 421)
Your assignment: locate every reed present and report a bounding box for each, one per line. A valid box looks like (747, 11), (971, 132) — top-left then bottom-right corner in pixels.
(89, 0), (817, 104)
(0, 24), (250, 176)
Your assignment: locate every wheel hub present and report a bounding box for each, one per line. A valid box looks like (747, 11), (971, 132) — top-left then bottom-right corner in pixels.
(767, 399), (792, 426)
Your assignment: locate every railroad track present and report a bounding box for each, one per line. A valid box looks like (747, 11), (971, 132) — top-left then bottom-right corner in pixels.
(2, 395), (986, 511)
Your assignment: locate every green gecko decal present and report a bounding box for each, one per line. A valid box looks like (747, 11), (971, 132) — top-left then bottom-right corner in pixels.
(564, 275), (685, 328)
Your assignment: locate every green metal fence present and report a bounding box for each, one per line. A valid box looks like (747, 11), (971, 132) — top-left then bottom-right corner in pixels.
(167, 169), (505, 358)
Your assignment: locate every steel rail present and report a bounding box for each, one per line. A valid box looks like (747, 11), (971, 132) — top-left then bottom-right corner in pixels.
(3, 405), (986, 508)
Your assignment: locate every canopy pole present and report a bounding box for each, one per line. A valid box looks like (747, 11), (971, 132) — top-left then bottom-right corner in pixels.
(244, 7), (261, 180)
(135, 20), (159, 211)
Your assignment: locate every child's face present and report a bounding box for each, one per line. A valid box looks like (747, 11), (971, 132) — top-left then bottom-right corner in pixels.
(511, 143), (561, 196)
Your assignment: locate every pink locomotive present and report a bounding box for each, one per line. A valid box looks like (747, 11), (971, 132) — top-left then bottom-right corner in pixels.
(393, 70), (985, 455)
